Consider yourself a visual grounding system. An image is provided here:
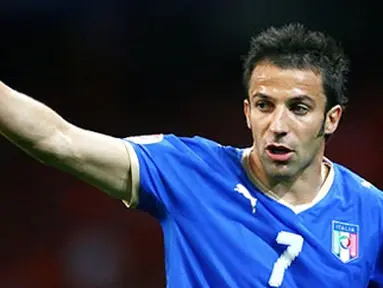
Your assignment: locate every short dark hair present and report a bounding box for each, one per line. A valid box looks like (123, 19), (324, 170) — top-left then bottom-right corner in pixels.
(243, 23), (350, 111)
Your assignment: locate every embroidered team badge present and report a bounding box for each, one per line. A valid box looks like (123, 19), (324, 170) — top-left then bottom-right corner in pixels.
(331, 220), (359, 263)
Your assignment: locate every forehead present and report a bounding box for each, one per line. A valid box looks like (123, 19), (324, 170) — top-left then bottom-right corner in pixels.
(248, 62), (324, 100)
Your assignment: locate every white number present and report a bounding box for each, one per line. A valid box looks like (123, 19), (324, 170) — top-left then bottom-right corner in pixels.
(268, 231), (304, 287)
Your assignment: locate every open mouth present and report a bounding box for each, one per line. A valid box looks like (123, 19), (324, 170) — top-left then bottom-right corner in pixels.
(266, 144), (294, 161)
(267, 145), (292, 154)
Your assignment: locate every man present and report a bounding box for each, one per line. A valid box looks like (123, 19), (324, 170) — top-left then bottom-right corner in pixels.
(1, 23), (382, 287)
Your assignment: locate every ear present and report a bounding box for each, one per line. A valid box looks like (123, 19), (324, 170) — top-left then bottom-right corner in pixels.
(244, 99), (251, 129)
(325, 105), (343, 135)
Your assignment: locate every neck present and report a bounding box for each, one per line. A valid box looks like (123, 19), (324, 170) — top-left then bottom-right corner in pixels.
(249, 147), (328, 206)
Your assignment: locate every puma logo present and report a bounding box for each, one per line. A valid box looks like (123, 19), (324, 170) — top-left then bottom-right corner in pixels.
(234, 184), (257, 214)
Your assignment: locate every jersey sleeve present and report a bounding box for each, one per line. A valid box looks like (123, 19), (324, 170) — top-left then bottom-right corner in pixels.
(371, 254), (383, 287)
(121, 134), (224, 217)
(369, 184), (383, 287)
(370, 229), (383, 287)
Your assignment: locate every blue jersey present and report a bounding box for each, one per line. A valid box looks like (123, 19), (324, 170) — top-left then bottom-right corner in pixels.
(123, 134), (383, 288)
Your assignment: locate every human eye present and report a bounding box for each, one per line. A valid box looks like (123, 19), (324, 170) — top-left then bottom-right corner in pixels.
(290, 103), (310, 116)
(255, 100), (273, 112)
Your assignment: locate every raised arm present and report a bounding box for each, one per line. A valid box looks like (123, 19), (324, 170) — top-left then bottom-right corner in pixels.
(0, 81), (134, 202)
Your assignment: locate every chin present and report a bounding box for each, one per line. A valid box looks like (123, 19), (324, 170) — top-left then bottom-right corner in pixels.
(266, 163), (296, 180)
(269, 171), (294, 181)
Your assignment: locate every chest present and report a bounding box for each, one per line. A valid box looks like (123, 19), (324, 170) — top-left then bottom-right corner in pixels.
(168, 175), (379, 287)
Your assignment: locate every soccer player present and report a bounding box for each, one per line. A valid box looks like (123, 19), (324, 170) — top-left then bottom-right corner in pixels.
(1, 23), (382, 287)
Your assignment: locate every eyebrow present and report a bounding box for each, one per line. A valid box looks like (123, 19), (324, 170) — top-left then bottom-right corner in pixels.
(251, 93), (272, 100)
(252, 93), (315, 104)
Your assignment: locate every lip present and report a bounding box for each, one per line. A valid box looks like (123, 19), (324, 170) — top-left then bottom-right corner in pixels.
(266, 143), (293, 151)
(266, 149), (293, 162)
(265, 143), (294, 162)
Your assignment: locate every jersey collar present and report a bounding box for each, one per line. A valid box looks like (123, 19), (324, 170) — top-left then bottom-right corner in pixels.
(241, 148), (335, 214)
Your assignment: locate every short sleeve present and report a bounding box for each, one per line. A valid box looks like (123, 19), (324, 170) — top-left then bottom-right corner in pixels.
(370, 232), (383, 287)
(121, 134), (224, 217)
(369, 185), (383, 287)
(370, 255), (383, 287)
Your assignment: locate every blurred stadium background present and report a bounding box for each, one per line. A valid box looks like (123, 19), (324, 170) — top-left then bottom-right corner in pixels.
(0, 0), (382, 287)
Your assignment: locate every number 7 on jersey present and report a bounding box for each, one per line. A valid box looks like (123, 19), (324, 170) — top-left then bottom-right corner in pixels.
(268, 231), (304, 287)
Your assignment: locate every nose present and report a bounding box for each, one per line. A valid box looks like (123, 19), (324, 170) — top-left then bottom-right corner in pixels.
(269, 107), (289, 136)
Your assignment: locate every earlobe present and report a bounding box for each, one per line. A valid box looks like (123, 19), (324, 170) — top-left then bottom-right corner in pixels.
(325, 105), (343, 134)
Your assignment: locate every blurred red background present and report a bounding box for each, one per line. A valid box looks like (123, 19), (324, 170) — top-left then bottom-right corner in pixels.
(0, 1), (382, 287)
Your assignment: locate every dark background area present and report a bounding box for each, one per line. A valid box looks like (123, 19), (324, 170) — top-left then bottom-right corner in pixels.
(0, 1), (382, 287)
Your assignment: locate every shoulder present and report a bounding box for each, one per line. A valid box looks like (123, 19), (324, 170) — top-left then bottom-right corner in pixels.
(125, 133), (243, 154)
(177, 135), (246, 164)
(124, 133), (244, 165)
(125, 133), (218, 148)
(332, 161), (382, 201)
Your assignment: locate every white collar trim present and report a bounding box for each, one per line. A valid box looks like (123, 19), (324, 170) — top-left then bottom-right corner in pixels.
(241, 148), (335, 214)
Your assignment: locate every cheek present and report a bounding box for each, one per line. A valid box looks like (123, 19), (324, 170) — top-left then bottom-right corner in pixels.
(249, 108), (269, 127)
(249, 114), (266, 137)
(293, 113), (324, 137)
(298, 122), (324, 154)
